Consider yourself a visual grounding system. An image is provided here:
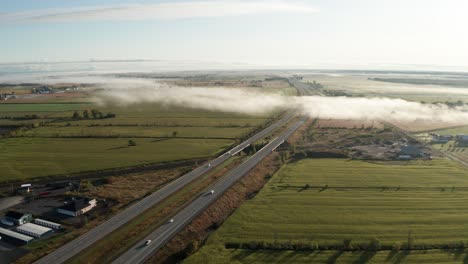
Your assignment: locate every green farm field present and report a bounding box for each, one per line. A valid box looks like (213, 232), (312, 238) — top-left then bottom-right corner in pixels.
(186, 158), (468, 263)
(0, 137), (233, 182)
(0, 103), (90, 112)
(1, 102), (276, 182)
(186, 248), (468, 264)
(17, 125), (253, 138)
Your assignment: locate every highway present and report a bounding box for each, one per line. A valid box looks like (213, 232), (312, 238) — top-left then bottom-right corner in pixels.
(288, 77), (322, 96)
(113, 118), (306, 264)
(34, 112), (294, 264)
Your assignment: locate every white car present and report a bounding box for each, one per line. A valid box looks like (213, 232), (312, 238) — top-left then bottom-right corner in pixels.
(168, 218), (174, 223)
(207, 163), (211, 167)
(209, 190), (215, 195)
(145, 240), (152, 246)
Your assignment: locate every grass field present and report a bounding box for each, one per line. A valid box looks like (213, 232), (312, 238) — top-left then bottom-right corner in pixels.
(433, 125), (468, 136)
(0, 103), (89, 112)
(186, 248), (468, 264)
(0, 137), (233, 181)
(0, 102), (277, 181)
(17, 125), (252, 138)
(186, 158), (468, 263)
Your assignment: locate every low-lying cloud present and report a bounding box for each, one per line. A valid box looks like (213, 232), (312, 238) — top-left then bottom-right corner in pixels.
(94, 82), (468, 123)
(0, 1), (318, 23)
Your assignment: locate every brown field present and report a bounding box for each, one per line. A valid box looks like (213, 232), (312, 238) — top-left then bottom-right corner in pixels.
(388, 120), (468, 133)
(316, 119), (384, 129)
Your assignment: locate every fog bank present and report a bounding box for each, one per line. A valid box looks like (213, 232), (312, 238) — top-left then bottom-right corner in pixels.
(94, 82), (468, 123)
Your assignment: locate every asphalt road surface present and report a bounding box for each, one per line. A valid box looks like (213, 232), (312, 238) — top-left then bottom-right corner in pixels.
(289, 77), (322, 96)
(113, 118), (306, 264)
(33, 112), (294, 264)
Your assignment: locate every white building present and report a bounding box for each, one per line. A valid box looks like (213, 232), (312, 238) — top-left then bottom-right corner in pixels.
(34, 219), (61, 230)
(16, 223), (52, 238)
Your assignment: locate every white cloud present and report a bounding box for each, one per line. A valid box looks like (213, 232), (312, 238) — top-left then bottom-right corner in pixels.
(0, 1), (318, 22)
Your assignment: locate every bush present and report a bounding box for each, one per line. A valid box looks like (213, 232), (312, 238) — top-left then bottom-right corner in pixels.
(369, 238), (381, 251)
(392, 242), (401, 252)
(343, 239), (352, 250)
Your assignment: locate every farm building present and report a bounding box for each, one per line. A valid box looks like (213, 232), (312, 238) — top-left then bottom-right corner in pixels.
(456, 135), (468, 143)
(4, 211), (32, 225)
(34, 219), (61, 230)
(16, 223), (52, 238)
(0, 227), (33, 245)
(431, 135), (451, 144)
(17, 183), (32, 194)
(397, 155), (412, 160)
(400, 145), (423, 157)
(57, 197), (97, 217)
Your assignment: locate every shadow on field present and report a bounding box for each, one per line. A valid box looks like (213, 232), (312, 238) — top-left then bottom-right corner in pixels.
(352, 251), (377, 264)
(107, 146), (129, 150)
(326, 250), (343, 264)
(151, 138), (169, 143)
(384, 251), (409, 264)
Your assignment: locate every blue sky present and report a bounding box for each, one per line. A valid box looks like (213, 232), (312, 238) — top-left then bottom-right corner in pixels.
(1, 0), (468, 69)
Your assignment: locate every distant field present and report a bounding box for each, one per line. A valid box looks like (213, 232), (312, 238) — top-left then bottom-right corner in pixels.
(50, 117), (267, 127)
(187, 158), (468, 263)
(389, 120), (467, 132)
(0, 103), (89, 112)
(304, 75), (468, 103)
(0, 137), (233, 181)
(316, 119), (383, 129)
(17, 126), (252, 139)
(432, 125), (468, 135)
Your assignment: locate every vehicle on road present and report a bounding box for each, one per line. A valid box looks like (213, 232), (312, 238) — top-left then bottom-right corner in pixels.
(207, 163), (211, 167)
(168, 218), (174, 223)
(144, 240), (152, 246)
(209, 190), (215, 195)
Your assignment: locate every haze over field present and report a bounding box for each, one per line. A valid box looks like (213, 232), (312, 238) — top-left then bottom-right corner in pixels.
(93, 80), (468, 123)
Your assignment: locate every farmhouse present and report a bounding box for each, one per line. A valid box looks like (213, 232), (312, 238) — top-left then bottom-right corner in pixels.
(57, 197), (97, 217)
(4, 211), (32, 225)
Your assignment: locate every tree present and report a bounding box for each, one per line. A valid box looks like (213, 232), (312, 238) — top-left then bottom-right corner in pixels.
(183, 240), (200, 257)
(343, 239), (352, 250)
(91, 109), (99, 119)
(128, 140), (137, 146)
(393, 242), (401, 252)
(369, 237), (381, 251)
(72, 111), (81, 119)
(83, 110), (89, 119)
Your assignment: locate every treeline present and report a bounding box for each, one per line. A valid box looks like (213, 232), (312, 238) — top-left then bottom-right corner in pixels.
(225, 238), (468, 252)
(0, 114), (41, 120)
(72, 109), (116, 120)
